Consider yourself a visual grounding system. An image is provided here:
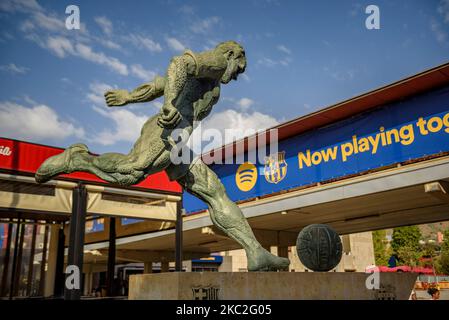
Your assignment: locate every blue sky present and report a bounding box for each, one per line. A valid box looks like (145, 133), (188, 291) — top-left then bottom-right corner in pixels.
(0, 0), (448, 154)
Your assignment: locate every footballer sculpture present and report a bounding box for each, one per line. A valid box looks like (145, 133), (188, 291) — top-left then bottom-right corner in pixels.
(35, 41), (290, 271)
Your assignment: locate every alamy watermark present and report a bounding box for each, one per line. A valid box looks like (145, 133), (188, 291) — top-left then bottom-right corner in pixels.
(65, 265), (80, 290)
(365, 267), (380, 290)
(168, 122), (279, 166)
(365, 5), (380, 30)
(65, 5), (80, 30)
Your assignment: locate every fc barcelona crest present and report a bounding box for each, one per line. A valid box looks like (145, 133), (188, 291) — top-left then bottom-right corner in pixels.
(264, 151), (287, 184)
(192, 285), (220, 300)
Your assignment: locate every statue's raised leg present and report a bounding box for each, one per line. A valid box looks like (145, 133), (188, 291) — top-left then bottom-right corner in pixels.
(35, 143), (145, 185)
(175, 159), (290, 271)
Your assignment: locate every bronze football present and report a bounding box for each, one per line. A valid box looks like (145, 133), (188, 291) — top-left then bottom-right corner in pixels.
(296, 224), (343, 272)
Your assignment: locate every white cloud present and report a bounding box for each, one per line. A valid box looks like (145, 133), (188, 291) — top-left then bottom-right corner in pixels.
(0, 0), (42, 13)
(438, 0), (449, 23)
(42, 36), (128, 75)
(100, 39), (122, 50)
(24, 32), (44, 47)
(22, 95), (37, 105)
(0, 31), (14, 43)
(179, 5), (195, 15)
(17, 4), (129, 75)
(190, 16), (220, 34)
(20, 20), (35, 32)
(19, 5), (89, 37)
(75, 43), (128, 75)
(130, 64), (156, 81)
(0, 101), (84, 142)
(166, 37), (186, 52)
(85, 82), (154, 146)
(33, 11), (66, 32)
(46, 36), (74, 58)
(322, 40), (332, 47)
(257, 56), (292, 67)
(236, 98), (254, 111)
(128, 34), (162, 52)
(349, 3), (362, 17)
(430, 18), (447, 44)
(86, 82), (113, 105)
(92, 106), (148, 145)
(279, 57), (292, 66)
(240, 73), (251, 82)
(322, 65), (356, 81)
(430, 1), (449, 45)
(201, 39), (220, 51)
(260, 57), (276, 67)
(0, 63), (29, 74)
(277, 44), (291, 55)
(95, 16), (113, 36)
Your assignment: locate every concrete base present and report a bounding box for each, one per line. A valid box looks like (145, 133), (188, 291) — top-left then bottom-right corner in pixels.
(129, 272), (417, 300)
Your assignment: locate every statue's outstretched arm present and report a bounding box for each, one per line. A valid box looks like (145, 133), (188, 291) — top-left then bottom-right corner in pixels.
(104, 75), (166, 107)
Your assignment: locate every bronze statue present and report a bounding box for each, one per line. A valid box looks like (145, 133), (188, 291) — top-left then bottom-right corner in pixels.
(35, 41), (290, 271)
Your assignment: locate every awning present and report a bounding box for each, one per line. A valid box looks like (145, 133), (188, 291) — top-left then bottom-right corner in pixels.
(0, 173), (180, 221)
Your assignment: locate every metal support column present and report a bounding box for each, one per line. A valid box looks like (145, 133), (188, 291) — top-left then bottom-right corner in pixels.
(26, 222), (37, 296)
(106, 217), (116, 296)
(65, 184), (87, 300)
(12, 222), (26, 296)
(38, 224), (49, 296)
(175, 200), (184, 272)
(0, 220), (13, 296)
(9, 218), (22, 299)
(53, 224), (66, 297)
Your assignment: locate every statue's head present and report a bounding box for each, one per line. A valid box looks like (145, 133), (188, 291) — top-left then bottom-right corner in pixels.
(215, 41), (246, 84)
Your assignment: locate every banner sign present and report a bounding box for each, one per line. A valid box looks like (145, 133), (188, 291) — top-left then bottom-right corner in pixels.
(0, 224), (7, 248)
(184, 85), (449, 213)
(121, 218), (144, 225)
(192, 255), (224, 264)
(85, 217), (105, 233)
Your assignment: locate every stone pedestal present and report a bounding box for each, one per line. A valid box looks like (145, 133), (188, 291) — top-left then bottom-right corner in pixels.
(129, 272), (417, 300)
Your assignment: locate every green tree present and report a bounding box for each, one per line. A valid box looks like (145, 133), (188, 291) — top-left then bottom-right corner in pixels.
(391, 226), (422, 266)
(396, 246), (421, 267)
(437, 254), (449, 275)
(372, 230), (392, 266)
(441, 230), (449, 252)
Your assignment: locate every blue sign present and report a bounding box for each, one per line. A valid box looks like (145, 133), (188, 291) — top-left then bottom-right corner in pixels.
(192, 255), (224, 264)
(121, 218), (144, 225)
(85, 217), (104, 233)
(184, 85), (449, 213)
(0, 224), (5, 248)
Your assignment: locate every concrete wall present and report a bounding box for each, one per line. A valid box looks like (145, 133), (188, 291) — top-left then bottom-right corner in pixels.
(218, 249), (248, 272)
(129, 272), (417, 300)
(218, 255), (233, 272)
(347, 231), (375, 272)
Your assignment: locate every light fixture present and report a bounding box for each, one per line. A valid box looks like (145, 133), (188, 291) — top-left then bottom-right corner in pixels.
(84, 249), (102, 256)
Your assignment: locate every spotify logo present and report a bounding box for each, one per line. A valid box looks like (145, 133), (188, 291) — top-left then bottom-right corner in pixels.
(235, 162), (258, 192)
